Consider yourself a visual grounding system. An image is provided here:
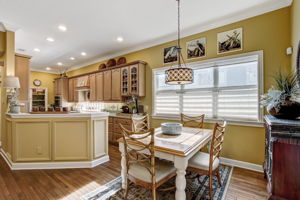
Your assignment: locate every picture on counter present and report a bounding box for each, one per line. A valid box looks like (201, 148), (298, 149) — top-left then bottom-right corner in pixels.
(217, 28), (242, 54)
(164, 46), (178, 64)
(186, 37), (206, 59)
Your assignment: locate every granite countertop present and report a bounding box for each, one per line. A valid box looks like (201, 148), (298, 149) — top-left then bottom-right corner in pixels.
(109, 113), (145, 119)
(6, 112), (109, 119)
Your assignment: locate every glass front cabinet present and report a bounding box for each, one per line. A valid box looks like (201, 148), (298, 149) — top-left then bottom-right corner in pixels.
(121, 63), (145, 97)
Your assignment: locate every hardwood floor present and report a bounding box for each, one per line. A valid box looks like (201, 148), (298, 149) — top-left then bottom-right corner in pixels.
(0, 145), (268, 200)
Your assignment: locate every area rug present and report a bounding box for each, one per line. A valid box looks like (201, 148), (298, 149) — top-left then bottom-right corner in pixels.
(81, 165), (233, 200)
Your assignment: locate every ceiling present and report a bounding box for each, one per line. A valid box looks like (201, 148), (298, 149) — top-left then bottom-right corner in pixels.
(0, 0), (292, 73)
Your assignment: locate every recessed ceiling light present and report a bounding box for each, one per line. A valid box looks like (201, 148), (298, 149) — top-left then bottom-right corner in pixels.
(81, 52), (87, 56)
(46, 37), (55, 42)
(33, 48), (40, 52)
(57, 62), (63, 66)
(70, 57), (75, 60)
(58, 25), (67, 32)
(117, 37), (124, 42)
(46, 67), (51, 70)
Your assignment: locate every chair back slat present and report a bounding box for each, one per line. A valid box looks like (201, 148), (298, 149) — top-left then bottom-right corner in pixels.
(209, 121), (226, 170)
(180, 113), (205, 128)
(119, 124), (156, 181)
(132, 115), (150, 132)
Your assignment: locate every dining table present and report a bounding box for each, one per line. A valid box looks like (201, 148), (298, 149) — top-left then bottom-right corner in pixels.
(118, 126), (213, 200)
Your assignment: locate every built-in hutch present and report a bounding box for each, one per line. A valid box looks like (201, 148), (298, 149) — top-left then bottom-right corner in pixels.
(264, 115), (300, 200)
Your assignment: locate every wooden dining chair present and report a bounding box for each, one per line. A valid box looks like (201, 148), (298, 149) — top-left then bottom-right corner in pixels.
(132, 114), (150, 132)
(187, 121), (227, 200)
(119, 124), (176, 200)
(180, 113), (205, 128)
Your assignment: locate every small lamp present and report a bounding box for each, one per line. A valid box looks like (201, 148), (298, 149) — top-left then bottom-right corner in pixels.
(3, 76), (20, 89)
(3, 76), (21, 113)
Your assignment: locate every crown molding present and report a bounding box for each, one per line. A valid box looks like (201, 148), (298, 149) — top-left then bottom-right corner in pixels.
(30, 68), (60, 75)
(66, 0), (292, 73)
(0, 21), (20, 32)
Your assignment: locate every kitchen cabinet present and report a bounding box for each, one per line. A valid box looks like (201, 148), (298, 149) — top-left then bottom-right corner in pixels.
(108, 117), (132, 145)
(96, 72), (104, 101)
(89, 74), (96, 101)
(68, 79), (74, 102)
(54, 77), (69, 105)
(103, 70), (112, 101)
(74, 78), (79, 102)
(120, 63), (145, 97)
(15, 54), (31, 102)
(121, 67), (129, 96)
(111, 68), (121, 101)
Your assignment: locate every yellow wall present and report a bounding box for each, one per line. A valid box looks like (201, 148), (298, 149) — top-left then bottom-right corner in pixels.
(291, 0), (300, 70)
(30, 71), (58, 105)
(67, 8), (291, 165)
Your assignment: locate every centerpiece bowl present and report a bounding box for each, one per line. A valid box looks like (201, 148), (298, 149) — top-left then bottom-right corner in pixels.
(161, 122), (182, 135)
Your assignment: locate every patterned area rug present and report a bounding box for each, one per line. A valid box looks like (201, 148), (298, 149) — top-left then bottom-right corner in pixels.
(81, 165), (232, 200)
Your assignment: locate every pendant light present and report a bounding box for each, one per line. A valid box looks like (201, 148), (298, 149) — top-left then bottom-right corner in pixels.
(165, 0), (193, 85)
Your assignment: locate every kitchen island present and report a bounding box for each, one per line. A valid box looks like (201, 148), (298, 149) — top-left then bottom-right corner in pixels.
(1, 112), (109, 170)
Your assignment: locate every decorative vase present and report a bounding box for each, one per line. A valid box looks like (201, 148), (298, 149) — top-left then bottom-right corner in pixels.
(267, 100), (300, 119)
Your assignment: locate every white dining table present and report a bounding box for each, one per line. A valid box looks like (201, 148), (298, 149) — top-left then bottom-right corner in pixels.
(118, 127), (213, 200)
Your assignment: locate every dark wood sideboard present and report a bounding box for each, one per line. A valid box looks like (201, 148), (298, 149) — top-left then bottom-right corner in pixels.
(264, 115), (300, 200)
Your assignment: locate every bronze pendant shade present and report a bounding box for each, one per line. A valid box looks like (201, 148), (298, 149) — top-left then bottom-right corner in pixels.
(165, 0), (193, 85)
(165, 67), (193, 85)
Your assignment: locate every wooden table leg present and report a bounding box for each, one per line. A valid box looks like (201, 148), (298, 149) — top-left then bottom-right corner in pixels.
(119, 143), (127, 189)
(174, 156), (188, 200)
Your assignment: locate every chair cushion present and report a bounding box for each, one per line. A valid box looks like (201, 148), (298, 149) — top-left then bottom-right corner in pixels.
(128, 159), (176, 183)
(188, 152), (219, 171)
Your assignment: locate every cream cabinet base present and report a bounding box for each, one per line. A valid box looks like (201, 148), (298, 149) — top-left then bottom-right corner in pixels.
(3, 113), (109, 169)
(0, 148), (109, 170)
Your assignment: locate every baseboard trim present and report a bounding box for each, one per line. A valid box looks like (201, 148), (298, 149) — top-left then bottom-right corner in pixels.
(220, 157), (263, 173)
(0, 149), (110, 170)
(1, 148), (262, 172)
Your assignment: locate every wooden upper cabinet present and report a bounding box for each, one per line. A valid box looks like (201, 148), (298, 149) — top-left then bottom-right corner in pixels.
(15, 54), (31, 101)
(121, 67), (129, 96)
(96, 72), (104, 101)
(68, 79), (74, 102)
(103, 70), (112, 101)
(129, 64), (145, 97)
(111, 68), (121, 101)
(74, 78), (79, 102)
(89, 74), (96, 101)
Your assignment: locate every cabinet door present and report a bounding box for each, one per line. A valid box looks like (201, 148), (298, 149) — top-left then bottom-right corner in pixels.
(111, 68), (121, 101)
(129, 65), (139, 96)
(103, 71), (112, 101)
(74, 78), (79, 102)
(89, 74), (96, 101)
(54, 79), (63, 95)
(68, 79), (74, 102)
(121, 67), (129, 96)
(15, 54), (30, 101)
(96, 72), (104, 101)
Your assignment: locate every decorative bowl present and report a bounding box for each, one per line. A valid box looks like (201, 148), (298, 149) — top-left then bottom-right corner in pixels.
(161, 122), (182, 135)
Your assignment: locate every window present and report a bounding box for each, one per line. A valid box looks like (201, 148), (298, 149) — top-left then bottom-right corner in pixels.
(153, 51), (263, 124)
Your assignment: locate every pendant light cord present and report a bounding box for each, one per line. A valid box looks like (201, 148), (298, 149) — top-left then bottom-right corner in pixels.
(177, 0), (181, 67)
(177, 0), (186, 68)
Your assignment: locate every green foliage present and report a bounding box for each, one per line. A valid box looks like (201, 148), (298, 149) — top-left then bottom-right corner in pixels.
(261, 71), (300, 108)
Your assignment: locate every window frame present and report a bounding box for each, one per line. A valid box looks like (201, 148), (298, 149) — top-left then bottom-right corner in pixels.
(152, 50), (264, 127)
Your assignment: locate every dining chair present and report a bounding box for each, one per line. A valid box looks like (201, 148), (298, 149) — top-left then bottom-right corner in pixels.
(132, 114), (150, 132)
(187, 121), (227, 200)
(180, 113), (205, 128)
(119, 124), (176, 200)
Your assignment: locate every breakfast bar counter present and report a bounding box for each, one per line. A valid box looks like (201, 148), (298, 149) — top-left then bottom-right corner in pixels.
(1, 112), (109, 170)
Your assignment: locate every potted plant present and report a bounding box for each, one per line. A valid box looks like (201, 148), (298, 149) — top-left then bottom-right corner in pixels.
(261, 72), (300, 119)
